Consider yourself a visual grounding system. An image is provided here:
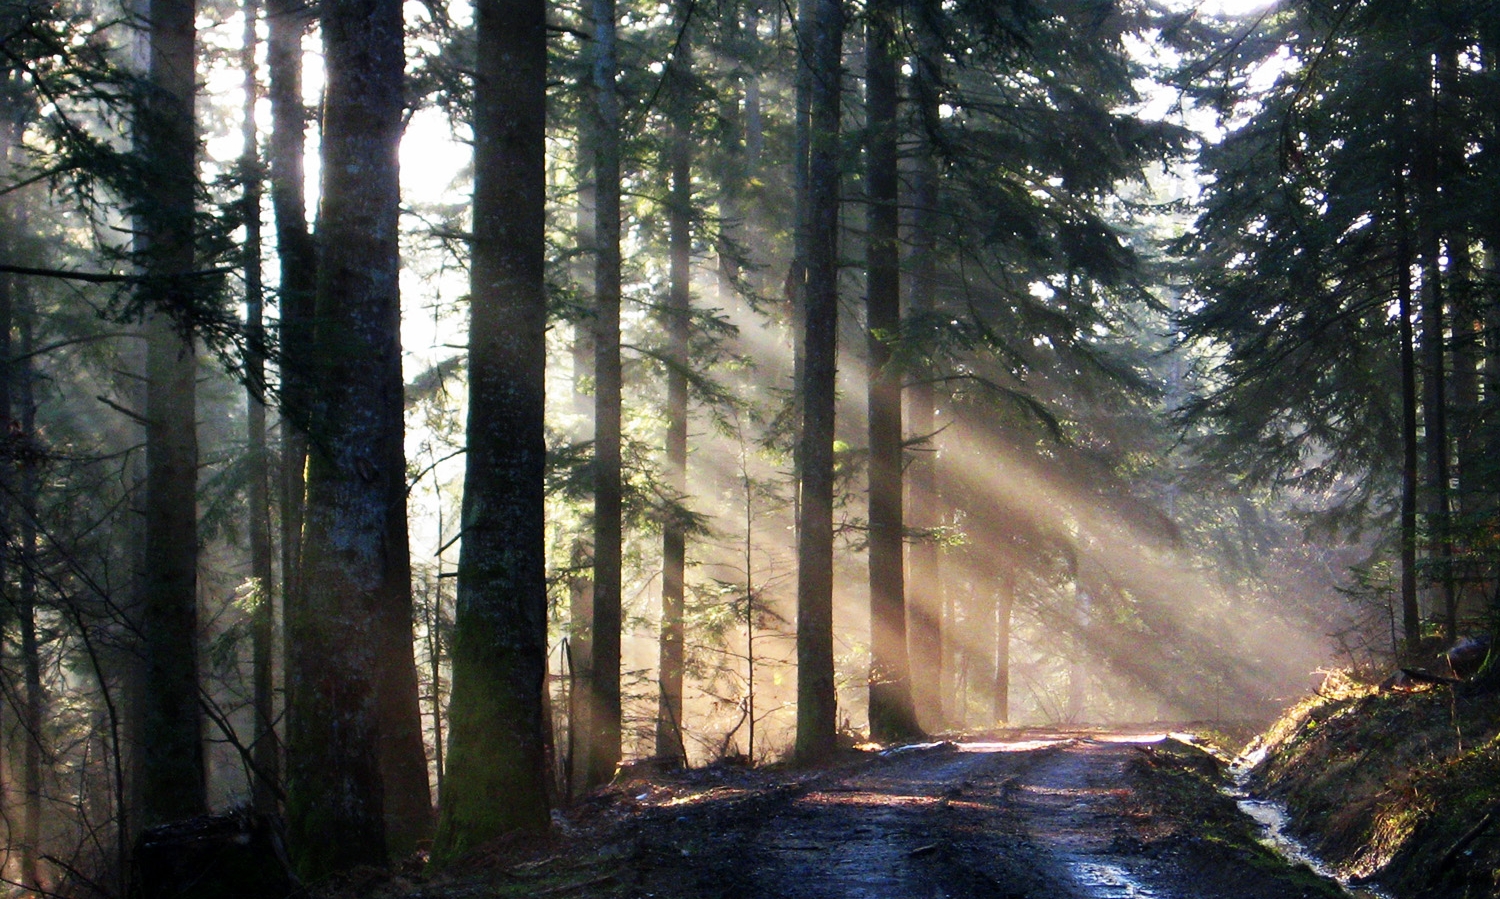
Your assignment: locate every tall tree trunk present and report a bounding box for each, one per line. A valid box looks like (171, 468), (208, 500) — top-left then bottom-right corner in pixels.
(424, 571), (446, 797)
(743, 5), (762, 171)
(265, 0), (315, 817)
(17, 298), (42, 892)
(904, 33), (942, 735)
(655, 3), (692, 764)
(1066, 547), (1087, 723)
(378, 411), (432, 853)
(1417, 57), (1456, 643)
(787, 0), (812, 530)
(991, 567), (1013, 724)
(377, 468), (432, 855)
(0, 105), (22, 892)
(1397, 186), (1421, 659)
(266, 0), (315, 638)
(716, 3), (745, 294)
(794, 0), (842, 764)
(240, 0), (280, 815)
(588, 0), (624, 788)
(1483, 235), (1500, 595)
(1450, 238), (1479, 524)
(865, 0), (916, 742)
(137, 0), (206, 829)
(568, 144), (596, 798)
(1419, 220), (1455, 644)
(4, 177), (46, 888)
(285, 0), (405, 874)
(432, 0), (550, 855)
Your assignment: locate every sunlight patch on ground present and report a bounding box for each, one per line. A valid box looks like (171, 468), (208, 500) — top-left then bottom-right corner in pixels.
(1090, 732), (1208, 745)
(1092, 733), (1169, 743)
(1069, 860), (1163, 899)
(800, 792), (934, 809)
(657, 787), (753, 807)
(956, 739), (1072, 752)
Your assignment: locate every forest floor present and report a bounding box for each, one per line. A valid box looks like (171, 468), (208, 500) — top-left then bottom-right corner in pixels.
(338, 729), (1353, 899)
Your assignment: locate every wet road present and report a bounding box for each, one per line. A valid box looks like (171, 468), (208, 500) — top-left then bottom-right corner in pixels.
(732, 735), (1344, 899)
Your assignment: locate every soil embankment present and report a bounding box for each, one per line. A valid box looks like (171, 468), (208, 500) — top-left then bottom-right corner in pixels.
(1242, 673), (1500, 898)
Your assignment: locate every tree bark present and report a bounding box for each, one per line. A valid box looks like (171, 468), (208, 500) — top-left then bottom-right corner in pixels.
(137, 0), (206, 828)
(865, 0), (917, 742)
(991, 568), (1013, 724)
(568, 138), (596, 798)
(378, 490), (433, 855)
(240, 0), (280, 816)
(588, 0), (624, 788)
(794, 0), (843, 764)
(1449, 237), (1479, 524)
(1416, 54), (1456, 643)
(432, 0), (550, 855)
(787, 0), (812, 530)
(6, 196), (45, 890)
(1397, 185), (1421, 659)
(655, 2), (692, 764)
(904, 31), (943, 735)
(266, 0), (316, 632)
(285, 0), (406, 874)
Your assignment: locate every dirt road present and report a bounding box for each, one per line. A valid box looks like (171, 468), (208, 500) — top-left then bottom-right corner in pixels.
(730, 736), (1339, 899)
(420, 733), (1348, 899)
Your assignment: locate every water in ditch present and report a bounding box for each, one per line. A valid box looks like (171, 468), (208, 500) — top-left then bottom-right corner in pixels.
(1227, 754), (1391, 899)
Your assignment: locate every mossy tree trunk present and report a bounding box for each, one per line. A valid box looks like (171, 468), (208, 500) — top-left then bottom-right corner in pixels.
(431, 0), (551, 857)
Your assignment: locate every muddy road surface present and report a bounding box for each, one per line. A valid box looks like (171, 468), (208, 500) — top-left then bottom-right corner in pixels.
(413, 733), (1346, 899)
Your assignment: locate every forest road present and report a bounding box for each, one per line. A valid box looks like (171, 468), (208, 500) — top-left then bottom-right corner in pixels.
(610, 732), (1345, 899)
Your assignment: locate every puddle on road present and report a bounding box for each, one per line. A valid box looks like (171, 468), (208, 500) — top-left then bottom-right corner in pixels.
(1068, 860), (1162, 898)
(1228, 763), (1391, 899)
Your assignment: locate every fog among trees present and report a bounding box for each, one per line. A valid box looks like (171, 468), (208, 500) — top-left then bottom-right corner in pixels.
(0, 0), (1496, 887)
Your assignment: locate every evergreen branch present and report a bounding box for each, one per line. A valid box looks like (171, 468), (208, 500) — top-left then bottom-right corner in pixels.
(94, 395), (149, 426)
(0, 262), (236, 283)
(0, 163), (75, 198)
(625, 0), (701, 133)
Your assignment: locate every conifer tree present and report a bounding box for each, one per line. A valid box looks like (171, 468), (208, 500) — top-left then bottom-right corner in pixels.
(136, 0), (206, 829)
(794, 0), (843, 764)
(434, 0), (550, 855)
(286, 0), (406, 873)
(588, 0), (625, 787)
(655, 0), (694, 764)
(864, 0), (918, 742)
